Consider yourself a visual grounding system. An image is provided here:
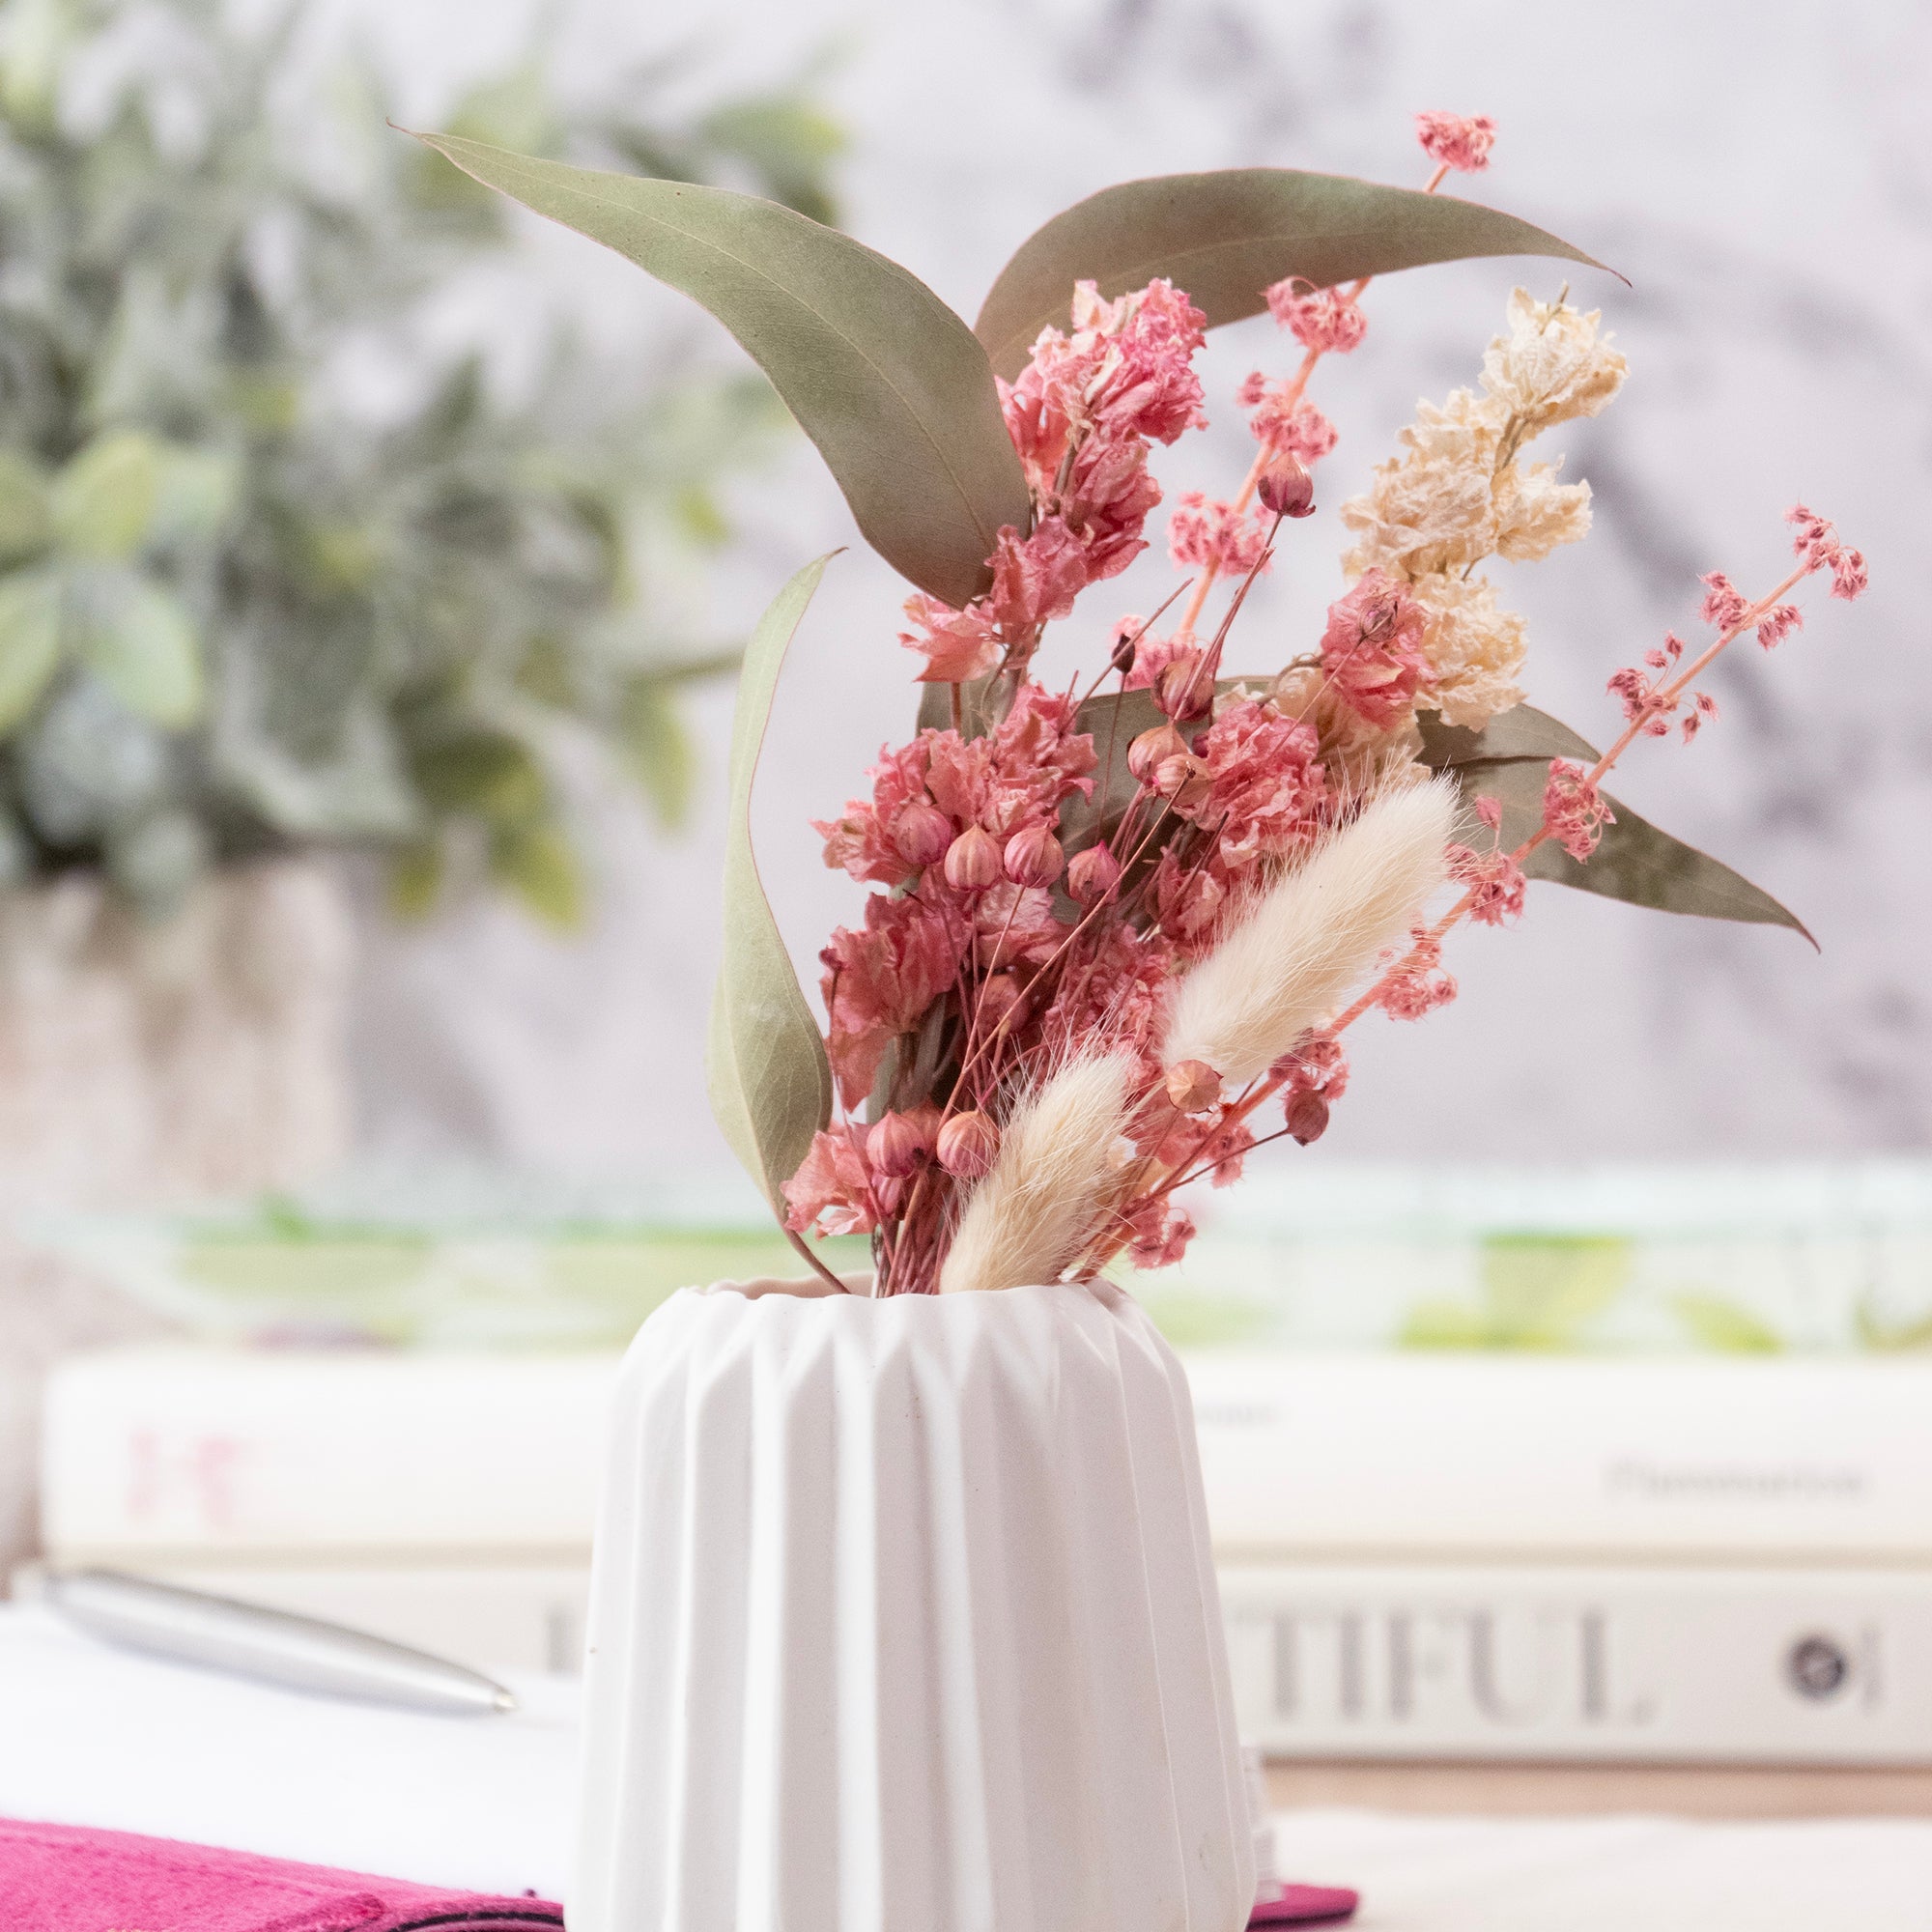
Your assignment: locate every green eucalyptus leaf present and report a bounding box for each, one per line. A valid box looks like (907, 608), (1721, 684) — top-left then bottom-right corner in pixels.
(976, 169), (1615, 380)
(707, 554), (836, 1220)
(76, 575), (204, 725)
(52, 431), (162, 561)
(1417, 701), (1599, 770)
(1453, 754), (1813, 943)
(0, 569), (64, 729)
(0, 450), (52, 562)
(620, 674), (695, 829)
(413, 134), (1030, 608)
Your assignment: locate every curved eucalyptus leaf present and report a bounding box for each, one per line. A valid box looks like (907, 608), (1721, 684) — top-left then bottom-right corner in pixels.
(1416, 701), (1599, 770)
(415, 134), (1030, 608)
(1453, 753), (1813, 945)
(975, 169), (1615, 380)
(0, 569), (63, 729)
(708, 554), (837, 1222)
(51, 431), (161, 562)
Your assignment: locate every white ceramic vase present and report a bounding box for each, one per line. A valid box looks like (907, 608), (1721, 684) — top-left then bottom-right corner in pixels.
(573, 1274), (1255, 1932)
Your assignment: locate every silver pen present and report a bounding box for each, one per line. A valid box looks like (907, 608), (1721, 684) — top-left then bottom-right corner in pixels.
(44, 1568), (519, 1717)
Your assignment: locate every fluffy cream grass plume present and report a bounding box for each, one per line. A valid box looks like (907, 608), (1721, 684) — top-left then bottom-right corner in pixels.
(1162, 780), (1457, 1087)
(938, 1054), (1132, 1294)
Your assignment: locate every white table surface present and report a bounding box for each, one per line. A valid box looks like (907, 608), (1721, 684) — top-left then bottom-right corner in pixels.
(1, 1606), (1927, 1926)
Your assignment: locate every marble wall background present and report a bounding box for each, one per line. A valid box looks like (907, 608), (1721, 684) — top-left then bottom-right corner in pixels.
(325, 0), (1932, 1183)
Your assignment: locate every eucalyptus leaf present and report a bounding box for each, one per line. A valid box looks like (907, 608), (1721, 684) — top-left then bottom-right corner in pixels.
(1453, 754), (1813, 943)
(976, 169), (1614, 380)
(51, 430), (161, 561)
(415, 134), (1030, 608)
(619, 674), (695, 829)
(0, 570), (63, 728)
(707, 554), (836, 1220)
(1416, 701), (1599, 770)
(76, 576), (204, 725)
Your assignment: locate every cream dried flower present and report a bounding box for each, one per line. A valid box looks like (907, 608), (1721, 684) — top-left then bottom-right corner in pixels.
(1493, 460), (1593, 562)
(1480, 287), (1627, 435)
(1341, 387), (1499, 580)
(1408, 574), (1529, 728)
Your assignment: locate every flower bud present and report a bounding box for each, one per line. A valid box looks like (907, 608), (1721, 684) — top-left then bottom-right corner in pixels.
(977, 972), (1022, 1030)
(1164, 1059), (1223, 1116)
(943, 823), (1001, 891)
(1258, 454), (1316, 519)
(1065, 844), (1122, 905)
(936, 1109), (999, 1179)
(1153, 651), (1212, 723)
(1110, 623), (1141, 675)
(1003, 824), (1064, 888)
(1285, 1090), (1330, 1145)
(890, 800), (952, 868)
(1154, 752), (1212, 811)
(1127, 723), (1187, 785)
(867, 1110), (928, 1178)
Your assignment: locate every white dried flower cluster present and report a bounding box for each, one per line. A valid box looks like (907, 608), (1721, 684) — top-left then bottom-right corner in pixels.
(1339, 288), (1627, 727)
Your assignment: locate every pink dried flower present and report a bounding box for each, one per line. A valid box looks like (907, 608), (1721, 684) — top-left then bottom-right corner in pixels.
(1127, 722), (1188, 784)
(1447, 838), (1527, 925)
(1257, 454), (1317, 519)
(1151, 849), (1226, 950)
(867, 1110), (929, 1179)
(1681, 691), (1719, 744)
(1152, 752), (1213, 810)
(898, 593), (1001, 684)
(988, 517), (1092, 637)
(1756, 604), (1803, 649)
(1542, 758), (1613, 863)
(972, 882), (1065, 969)
(1699, 572), (1752, 633)
(1122, 1198), (1195, 1269)
(891, 800), (952, 868)
(1272, 1030), (1350, 1108)
(1378, 926), (1458, 1021)
(936, 1110), (999, 1179)
(1319, 569), (1431, 728)
(1189, 697), (1326, 869)
(1284, 1089), (1329, 1144)
(816, 737), (944, 887)
(1120, 630), (1195, 694)
(1786, 503), (1867, 601)
(1003, 823), (1065, 888)
(944, 823), (1002, 891)
(1264, 280), (1368, 355)
(1248, 386), (1339, 467)
(782, 1125), (879, 1236)
(1065, 843), (1121, 905)
(1415, 110), (1497, 173)
(1168, 492), (1272, 576)
(1152, 650), (1214, 722)
(820, 893), (969, 1106)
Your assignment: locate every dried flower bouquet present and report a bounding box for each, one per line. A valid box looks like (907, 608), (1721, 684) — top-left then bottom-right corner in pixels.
(425, 114), (1866, 1298)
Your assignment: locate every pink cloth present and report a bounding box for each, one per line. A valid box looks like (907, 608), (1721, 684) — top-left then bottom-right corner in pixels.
(0, 1816), (562, 1930)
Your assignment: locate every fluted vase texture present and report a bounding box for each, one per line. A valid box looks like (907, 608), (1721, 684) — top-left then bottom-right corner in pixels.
(573, 1275), (1254, 1932)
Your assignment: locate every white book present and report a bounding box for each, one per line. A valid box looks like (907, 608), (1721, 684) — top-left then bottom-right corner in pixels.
(41, 1345), (1932, 1564)
(1220, 1561), (1932, 1764)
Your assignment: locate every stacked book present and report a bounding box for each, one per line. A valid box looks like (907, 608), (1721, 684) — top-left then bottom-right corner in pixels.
(30, 1160), (1932, 1765)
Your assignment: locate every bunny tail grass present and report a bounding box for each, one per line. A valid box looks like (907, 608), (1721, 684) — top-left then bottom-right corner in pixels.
(1162, 780), (1456, 1087)
(937, 1054), (1133, 1294)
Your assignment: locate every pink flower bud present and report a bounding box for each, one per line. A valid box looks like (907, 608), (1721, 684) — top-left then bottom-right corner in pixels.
(1258, 455), (1316, 519)
(1065, 844), (1121, 905)
(1154, 753), (1212, 810)
(1285, 1090), (1330, 1145)
(977, 972), (1022, 1030)
(1127, 723), (1187, 784)
(890, 801), (952, 868)
(1153, 652), (1212, 722)
(867, 1110), (928, 1179)
(1003, 824), (1064, 888)
(943, 823), (1001, 891)
(1164, 1059), (1223, 1116)
(936, 1110), (999, 1179)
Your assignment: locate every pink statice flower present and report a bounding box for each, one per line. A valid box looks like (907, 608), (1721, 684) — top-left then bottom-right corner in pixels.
(1542, 758), (1613, 862)
(1168, 492), (1272, 576)
(820, 892), (970, 1106)
(1414, 110), (1497, 173)
(898, 593), (1001, 684)
(987, 518), (1093, 638)
(1786, 504), (1867, 601)
(782, 1124), (881, 1236)
(1319, 569), (1431, 727)
(1188, 697), (1326, 869)
(1244, 384), (1339, 465)
(1150, 849), (1226, 952)
(1378, 926), (1458, 1020)
(1264, 279), (1368, 355)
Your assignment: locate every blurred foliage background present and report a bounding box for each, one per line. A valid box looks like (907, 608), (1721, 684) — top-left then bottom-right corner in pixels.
(0, 0), (842, 924)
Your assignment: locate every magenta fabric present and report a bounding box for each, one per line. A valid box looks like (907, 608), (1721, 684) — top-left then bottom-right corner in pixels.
(1251, 1879), (1361, 1924)
(0, 1816), (562, 1931)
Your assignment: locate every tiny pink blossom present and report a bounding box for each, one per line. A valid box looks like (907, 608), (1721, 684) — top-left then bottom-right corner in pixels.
(1699, 571), (1752, 633)
(1414, 110), (1497, 173)
(1122, 1199), (1196, 1269)
(1447, 838), (1527, 925)
(1320, 569), (1431, 728)
(782, 1125), (880, 1236)
(1680, 691), (1719, 744)
(1786, 504), (1868, 601)
(1168, 493), (1272, 576)
(1264, 279), (1368, 355)
(1378, 927), (1458, 1021)
(1247, 386), (1340, 465)
(1756, 603), (1803, 649)
(1190, 697), (1326, 868)
(1542, 758), (1613, 863)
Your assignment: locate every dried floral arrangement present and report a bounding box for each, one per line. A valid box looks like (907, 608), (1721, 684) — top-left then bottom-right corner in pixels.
(424, 112), (1866, 1295)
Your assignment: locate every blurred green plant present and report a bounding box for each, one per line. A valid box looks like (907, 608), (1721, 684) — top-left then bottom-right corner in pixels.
(0, 0), (842, 922)
(1400, 1232), (1632, 1350)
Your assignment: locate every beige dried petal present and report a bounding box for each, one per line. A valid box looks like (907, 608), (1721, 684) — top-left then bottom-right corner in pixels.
(1408, 573), (1528, 729)
(1493, 463), (1593, 562)
(1481, 288), (1627, 434)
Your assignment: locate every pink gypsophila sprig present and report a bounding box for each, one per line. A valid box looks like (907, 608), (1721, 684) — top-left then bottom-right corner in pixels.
(1542, 758), (1613, 862)
(1238, 373), (1340, 465)
(1447, 797), (1526, 925)
(1168, 493), (1271, 576)
(1378, 926), (1458, 1021)
(1786, 503), (1868, 601)
(1415, 111), (1497, 173)
(1264, 280), (1368, 355)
